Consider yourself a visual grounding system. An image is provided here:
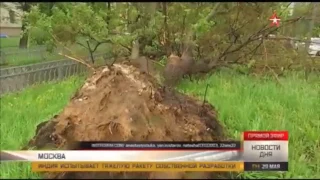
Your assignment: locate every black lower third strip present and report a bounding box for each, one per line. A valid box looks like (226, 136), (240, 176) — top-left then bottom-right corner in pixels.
(77, 141), (241, 150)
(244, 162), (288, 171)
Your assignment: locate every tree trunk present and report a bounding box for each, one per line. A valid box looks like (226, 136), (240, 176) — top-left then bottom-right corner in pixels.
(19, 3), (31, 49)
(19, 19), (28, 49)
(162, 2), (170, 55)
(131, 40), (140, 60)
(106, 2), (111, 26)
(305, 3), (317, 50)
(86, 40), (95, 64)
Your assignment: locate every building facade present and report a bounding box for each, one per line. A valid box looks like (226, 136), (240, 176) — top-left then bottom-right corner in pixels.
(0, 2), (22, 36)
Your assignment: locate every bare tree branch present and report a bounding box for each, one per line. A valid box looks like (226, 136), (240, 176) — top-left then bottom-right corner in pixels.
(52, 35), (95, 71)
(208, 16), (303, 69)
(76, 41), (88, 50)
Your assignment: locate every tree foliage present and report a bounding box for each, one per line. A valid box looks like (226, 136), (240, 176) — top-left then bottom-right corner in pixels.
(25, 2), (318, 74)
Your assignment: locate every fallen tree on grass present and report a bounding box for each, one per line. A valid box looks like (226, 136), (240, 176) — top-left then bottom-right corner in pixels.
(25, 61), (233, 179)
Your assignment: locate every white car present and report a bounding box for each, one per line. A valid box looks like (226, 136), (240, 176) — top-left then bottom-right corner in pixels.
(308, 38), (320, 56)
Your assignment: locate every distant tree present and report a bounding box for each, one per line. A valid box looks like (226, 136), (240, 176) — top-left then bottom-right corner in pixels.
(27, 3), (115, 64)
(17, 2), (32, 49)
(12, 2), (55, 49)
(9, 9), (16, 23)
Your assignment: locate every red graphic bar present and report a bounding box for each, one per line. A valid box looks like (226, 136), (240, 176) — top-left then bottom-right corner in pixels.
(243, 131), (288, 141)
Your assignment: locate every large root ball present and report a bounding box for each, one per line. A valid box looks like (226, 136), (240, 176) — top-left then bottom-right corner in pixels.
(26, 63), (231, 179)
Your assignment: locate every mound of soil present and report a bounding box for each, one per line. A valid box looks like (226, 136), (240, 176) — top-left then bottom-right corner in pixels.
(26, 63), (231, 179)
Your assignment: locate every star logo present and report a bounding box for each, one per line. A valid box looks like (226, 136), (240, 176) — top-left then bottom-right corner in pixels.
(269, 11), (280, 27)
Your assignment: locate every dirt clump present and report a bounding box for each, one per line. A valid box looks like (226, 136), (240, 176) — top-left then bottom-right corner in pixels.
(26, 63), (230, 179)
(163, 54), (185, 87)
(163, 51), (213, 87)
(129, 56), (156, 75)
(180, 49), (196, 79)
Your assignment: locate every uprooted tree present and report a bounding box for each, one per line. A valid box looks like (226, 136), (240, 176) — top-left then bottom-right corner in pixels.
(18, 3), (319, 179)
(26, 2), (319, 77)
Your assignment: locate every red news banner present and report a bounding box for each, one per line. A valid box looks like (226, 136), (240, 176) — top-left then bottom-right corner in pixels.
(243, 131), (289, 171)
(244, 131), (288, 141)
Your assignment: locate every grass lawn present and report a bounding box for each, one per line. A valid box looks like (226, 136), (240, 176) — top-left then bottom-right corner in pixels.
(1, 50), (64, 67)
(0, 37), (112, 67)
(178, 70), (320, 179)
(0, 71), (319, 179)
(0, 37), (21, 48)
(0, 76), (86, 179)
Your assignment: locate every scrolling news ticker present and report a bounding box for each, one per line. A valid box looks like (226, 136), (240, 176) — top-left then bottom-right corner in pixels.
(77, 141), (241, 150)
(243, 131), (289, 171)
(1, 132), (288, 172)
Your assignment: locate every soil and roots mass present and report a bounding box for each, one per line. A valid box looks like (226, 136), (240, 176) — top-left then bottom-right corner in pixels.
(26, 63), (232, 179)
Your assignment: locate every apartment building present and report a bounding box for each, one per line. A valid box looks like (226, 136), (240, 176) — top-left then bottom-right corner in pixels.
(0, 2), (22, 36)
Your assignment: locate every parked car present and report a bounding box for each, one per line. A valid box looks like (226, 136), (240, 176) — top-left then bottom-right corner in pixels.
(0, 34), (8, 38)
(308, 37), (320, 56)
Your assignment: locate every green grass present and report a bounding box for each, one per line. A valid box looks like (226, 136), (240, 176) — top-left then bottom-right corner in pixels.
(0, 37), (21, 48)
(1, 51), (64, 67)
(0, 71), (319, 178)
(0, 37), (64, 67)
(0, 76), (86, 179)
(0, 37), (112, 67)
(0, 36), (47, 49)
(178, 70), (320, 179)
